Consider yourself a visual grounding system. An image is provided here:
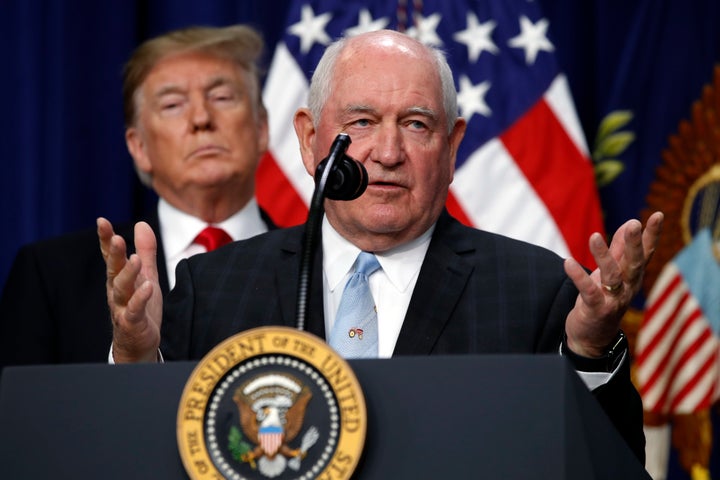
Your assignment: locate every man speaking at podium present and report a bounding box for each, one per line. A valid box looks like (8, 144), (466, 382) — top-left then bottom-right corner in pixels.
(99, 29), (663, 463)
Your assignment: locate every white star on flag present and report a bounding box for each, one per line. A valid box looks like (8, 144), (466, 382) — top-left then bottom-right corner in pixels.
(453, 12), (498, 62)
(405, 13), (443, 46)
(345, 9), (389, 37)
(288, 4), (333, 53)
(508, 15), (554, 64)
(457, 75), (492, 119)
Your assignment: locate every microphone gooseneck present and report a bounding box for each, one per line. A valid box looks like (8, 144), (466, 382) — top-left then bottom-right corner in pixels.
(296, 133), (368, 331)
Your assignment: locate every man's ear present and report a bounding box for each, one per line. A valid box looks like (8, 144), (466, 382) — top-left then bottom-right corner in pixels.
(447, 117), (467, 181)
(255, 105), (270, 156)
(293, 107), (318, 176)
(125, 127), (151, 175)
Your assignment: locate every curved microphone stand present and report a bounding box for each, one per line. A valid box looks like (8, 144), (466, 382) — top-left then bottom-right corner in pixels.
(295, 133), (368, 331)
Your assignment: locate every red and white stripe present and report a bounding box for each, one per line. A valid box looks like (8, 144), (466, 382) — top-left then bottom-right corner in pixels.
(260, 432), (284, 457)
(256, 42), (311, 228)
(449, 75), (600, 268)
(635, 261), (720, 414)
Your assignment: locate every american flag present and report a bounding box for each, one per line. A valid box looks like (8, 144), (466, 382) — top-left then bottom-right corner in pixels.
(257, 0), (603, 268)
(635, 228), (720, 414)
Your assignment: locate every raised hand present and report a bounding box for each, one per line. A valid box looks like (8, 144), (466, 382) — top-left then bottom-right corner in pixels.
(97, 217), (163, 362)
(563, 211), (664, 357)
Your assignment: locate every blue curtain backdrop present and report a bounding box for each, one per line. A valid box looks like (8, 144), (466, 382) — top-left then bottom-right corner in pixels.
(1, 2), (719, 477)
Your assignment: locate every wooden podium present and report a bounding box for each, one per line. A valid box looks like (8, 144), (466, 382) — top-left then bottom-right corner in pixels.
(0, 355), (650, 479)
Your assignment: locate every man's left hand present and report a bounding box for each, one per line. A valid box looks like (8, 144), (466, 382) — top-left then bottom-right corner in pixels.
(564, 211), (664, 357)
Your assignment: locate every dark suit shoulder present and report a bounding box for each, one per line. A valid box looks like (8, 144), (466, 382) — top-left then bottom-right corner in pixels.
(433, 211), (566, 268)
(405, 211), (576, 356)
(11, 225), (116, 274)
(185, 224), (304, 268)
(0, 218), (151, 367)
(0, 225), (124, 366)
(16, 221), (137, 256)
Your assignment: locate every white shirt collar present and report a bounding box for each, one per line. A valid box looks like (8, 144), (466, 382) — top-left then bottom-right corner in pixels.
(158, 197), (268, 261)
(322, 216), (434, 293)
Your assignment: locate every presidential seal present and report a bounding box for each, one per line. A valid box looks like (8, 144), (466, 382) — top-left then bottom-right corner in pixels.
(177, 326), (366, 480)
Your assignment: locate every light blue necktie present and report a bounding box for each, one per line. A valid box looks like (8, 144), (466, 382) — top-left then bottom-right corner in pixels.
(328, 252), (381, 358)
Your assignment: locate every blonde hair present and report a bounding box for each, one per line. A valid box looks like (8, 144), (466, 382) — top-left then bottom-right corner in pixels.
(122, 24), (266, 128)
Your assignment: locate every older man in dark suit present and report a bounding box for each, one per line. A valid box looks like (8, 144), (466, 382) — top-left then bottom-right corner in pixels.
(100, 30), (663, 463)
(0, 25), (273, 368)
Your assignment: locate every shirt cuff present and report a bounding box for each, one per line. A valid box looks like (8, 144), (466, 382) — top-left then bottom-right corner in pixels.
(108, 343), (164, 363)
(558, 342), (627, 391)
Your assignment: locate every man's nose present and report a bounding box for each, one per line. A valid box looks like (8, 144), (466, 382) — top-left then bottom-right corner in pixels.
(190, 99), (213, 131)
(373, 125), (403, 166)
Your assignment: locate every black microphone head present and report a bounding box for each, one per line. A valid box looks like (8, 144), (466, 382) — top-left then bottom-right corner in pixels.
(315, 155), (368, 201)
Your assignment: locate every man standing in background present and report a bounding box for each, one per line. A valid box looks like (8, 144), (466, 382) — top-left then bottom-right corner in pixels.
(0, 24), (274, 368)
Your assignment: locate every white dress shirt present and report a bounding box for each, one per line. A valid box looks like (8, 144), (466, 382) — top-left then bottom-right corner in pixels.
(158, 198), (268, 288)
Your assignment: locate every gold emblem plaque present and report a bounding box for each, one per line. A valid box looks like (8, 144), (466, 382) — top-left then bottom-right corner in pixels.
(177, 326), (366, 480)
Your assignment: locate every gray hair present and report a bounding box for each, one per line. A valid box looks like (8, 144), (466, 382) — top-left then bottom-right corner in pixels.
(307, 31), (458, 133)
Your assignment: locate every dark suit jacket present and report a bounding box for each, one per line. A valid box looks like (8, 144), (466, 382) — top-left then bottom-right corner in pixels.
(0, 210), (167, 367)
(0, 207), (275, 367)
(162, 211), (645, 462)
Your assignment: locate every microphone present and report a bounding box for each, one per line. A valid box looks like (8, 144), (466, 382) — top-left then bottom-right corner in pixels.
(313, 134), (368, 200)
(296, 133), (367, 331)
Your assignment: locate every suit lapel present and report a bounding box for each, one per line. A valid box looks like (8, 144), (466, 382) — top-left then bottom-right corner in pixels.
(276, 228), (327, 339)
(259, 206), (278, 231)
(393, 213), (474, 355)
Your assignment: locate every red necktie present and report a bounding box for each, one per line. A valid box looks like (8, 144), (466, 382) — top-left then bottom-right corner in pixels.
(193, 226), (232, 252)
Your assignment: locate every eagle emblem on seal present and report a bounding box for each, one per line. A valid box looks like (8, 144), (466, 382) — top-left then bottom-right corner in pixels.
(231, 373), (319, 478)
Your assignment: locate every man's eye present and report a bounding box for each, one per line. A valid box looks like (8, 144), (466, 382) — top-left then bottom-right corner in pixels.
(158, 97), (185, 112)
(210, 89), (238, 103)
(159, 103), (184, 115)
(409, 120), (427, 130)
(353, 119), (370, 127)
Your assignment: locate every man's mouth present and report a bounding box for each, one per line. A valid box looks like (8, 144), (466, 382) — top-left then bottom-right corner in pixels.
(190, 145), (227, 157)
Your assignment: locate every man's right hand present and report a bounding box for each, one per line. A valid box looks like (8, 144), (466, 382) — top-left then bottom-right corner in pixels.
(97, 217), (162, 362)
